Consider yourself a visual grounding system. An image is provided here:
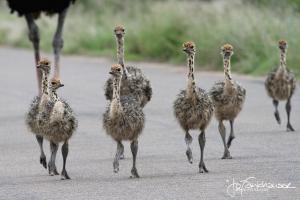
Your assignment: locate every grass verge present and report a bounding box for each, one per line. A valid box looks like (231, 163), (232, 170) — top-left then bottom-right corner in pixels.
(0, 0), (299, 77)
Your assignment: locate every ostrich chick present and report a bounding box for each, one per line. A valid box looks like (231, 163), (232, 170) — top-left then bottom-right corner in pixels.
(26, 58), (51, 169)
(104, 25), (152, 108)
(104, 25), (152, 159)
(265, 40), (296, 131)
(103, 64), (145, 178)
(39, 78), (78, 179)
(173, 42), (214, 173)
(209, 44), (246, 159)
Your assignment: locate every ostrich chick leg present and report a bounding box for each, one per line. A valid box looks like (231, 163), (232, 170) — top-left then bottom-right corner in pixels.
(273, 99), (281, 124)
(227, 120), (235, 148)
(61, 141), (70, 180)
(36, 135), (47, 169)
(185, 131), (193, 164)
(198, 130), (208, 173)
(219, 121), (232, 159)
(130, 140), (140, 178)
(286, 98), (295, 131)
(113, 141), (124, 173)
(48, 142), (59, 176)
(119, 141), (125, 159)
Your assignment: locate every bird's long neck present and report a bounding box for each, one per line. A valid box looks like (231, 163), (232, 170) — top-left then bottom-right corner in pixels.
(116, 36), (129, 77)
(50, 88), (60, 102)
(41, 71), (49, 96)
(223, 58), (234, 88)
(110, 76), (122, 117)
(277, 49), (287, 76)
(186, 53), (197, 98)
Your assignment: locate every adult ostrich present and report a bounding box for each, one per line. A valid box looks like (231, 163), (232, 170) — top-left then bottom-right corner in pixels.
(6, 0), (75, 94)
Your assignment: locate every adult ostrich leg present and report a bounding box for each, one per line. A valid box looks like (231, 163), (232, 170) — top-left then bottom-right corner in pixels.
(25, 8), (68, 91)
(24, 14), (42, 94)
(52, 8), (68, 80)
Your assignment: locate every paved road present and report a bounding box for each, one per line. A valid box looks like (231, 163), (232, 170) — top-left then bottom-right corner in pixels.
(0, 47), (299, 200)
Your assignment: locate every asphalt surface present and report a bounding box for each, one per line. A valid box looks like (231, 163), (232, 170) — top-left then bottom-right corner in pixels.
(0, 47), (299, 200)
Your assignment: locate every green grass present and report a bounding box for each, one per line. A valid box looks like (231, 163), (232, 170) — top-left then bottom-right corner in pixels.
(0, 0), (300, 77)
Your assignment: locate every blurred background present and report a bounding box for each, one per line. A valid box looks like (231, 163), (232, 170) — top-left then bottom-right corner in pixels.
(0, 0), (299, 77)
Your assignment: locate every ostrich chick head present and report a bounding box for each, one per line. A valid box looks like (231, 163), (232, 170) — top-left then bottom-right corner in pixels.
(110, 64), (123, 78)
(278, 40), (288, 52)
(50, 78), (64, 90)
(221, 44), (234, 59)
(114, 25), (125, 39)
(37, 58), (51, 73)
(183, 41), (196, 55)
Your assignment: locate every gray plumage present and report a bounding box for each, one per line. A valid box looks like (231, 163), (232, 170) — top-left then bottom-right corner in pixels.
(103, 95), (144, 141)
(210, 81), (246, 121)
(26, 96), (42, 135)
(104, 25), (152, 108)
(103, 64), (144, 178)
(265, 68), (296, 101)
(40, 99), (77, 144)
(174, 88), (213, 132)
(209, 44), (246, 159)
(36, 78), (77, 144)
(265, 40), (296, 131)
(26, 61), (52, 135)
(173, 42), (214, 173)
(105, 66), (152, 107)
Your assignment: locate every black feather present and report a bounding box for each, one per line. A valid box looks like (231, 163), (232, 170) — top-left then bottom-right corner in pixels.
(6, 0), (75, 17)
